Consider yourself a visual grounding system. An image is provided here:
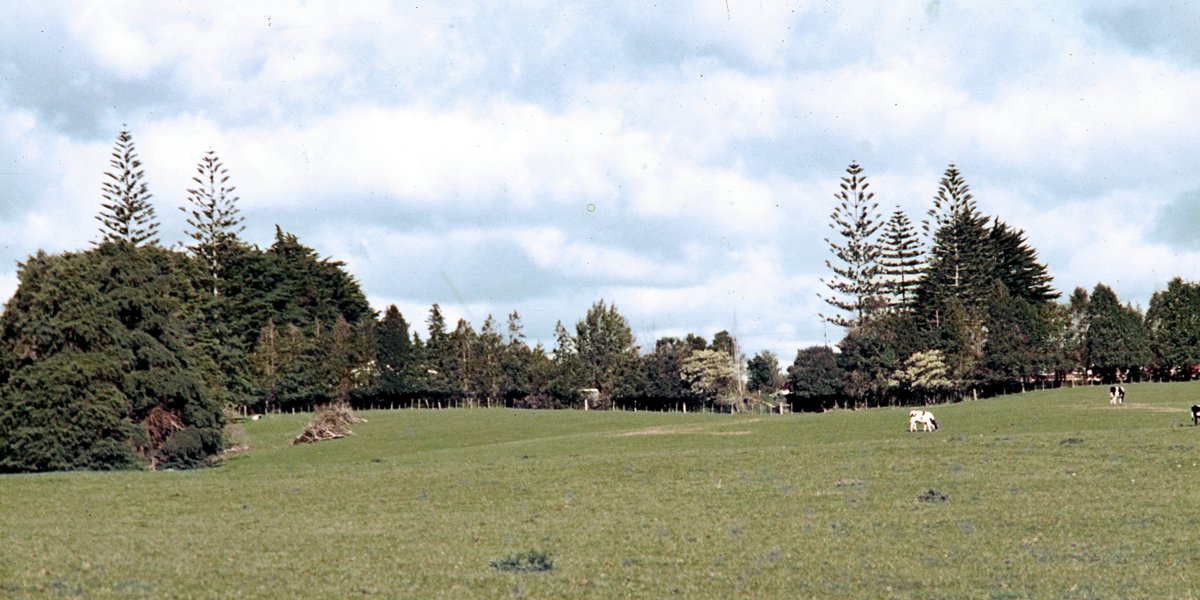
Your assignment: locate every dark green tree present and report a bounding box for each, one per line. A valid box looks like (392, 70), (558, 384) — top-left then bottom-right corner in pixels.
(419, 304), (457, 401)
(96, 128), (159, 247)
(1146, 278), (1200, 379)
(878, 207), (924, 311)
(923, 164), (976, 240)
(988, 219), (1058, 304)
(261, 227), (372, 327)
(475, 315), (506, 407)
(1061, 287), (1091, 381)
(1084, 284), (1151, 383)
(499, 311), (535, 405)
(912, 166), (995, 385)
(786, 346), (844, 412)
(219, 229), (372, 352)
(837, 325), (897, 408)
(547, 320), (584, 406)
(928, 295), (981, 386)
(711, 330), (737, 356)
(917, 178), (993, 320)
(976, 283), (1055, 392)
(820, 162), (884, 328)
(746, 350), (784, 393)
(180, 151), (253, 409)
(449, 318), (477, 405)
(326, 315), (373, 402)
(521, 343), (558, 408)
(639, 337), (693, 406)
(266, 322), (331, 410)
(376, 305), (419, 399)
(0, 245), (223, 472)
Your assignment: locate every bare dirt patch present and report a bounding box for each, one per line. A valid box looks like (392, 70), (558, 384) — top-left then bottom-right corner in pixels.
(1079, 403), (1182, 413)
(617, 420), (762, 437)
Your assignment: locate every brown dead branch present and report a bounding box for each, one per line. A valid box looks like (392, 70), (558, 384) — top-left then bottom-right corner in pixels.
(292, 402), (367, 445)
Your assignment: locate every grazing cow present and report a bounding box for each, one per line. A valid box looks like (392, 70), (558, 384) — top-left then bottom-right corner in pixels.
(1109, 385), (1126, 405)
(1191, 404), (1200, 426)
(909, 410), (938, 432)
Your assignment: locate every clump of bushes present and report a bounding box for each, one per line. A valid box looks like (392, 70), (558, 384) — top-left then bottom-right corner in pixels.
(490, 550), (554, 573)
(918, 489), (949, 504)
(293, 402), (367, 445)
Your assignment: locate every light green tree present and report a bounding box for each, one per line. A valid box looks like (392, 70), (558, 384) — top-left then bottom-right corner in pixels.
(681, 349), (740, 410)
(888, 349), (952, 405)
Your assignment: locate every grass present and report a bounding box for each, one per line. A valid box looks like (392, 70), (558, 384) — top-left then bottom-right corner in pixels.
(3, 382), (1200, 598)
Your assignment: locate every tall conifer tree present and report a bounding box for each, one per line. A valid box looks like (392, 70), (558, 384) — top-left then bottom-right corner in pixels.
(918, 165), (994, 319)
(96, 128), (159, 247)
(988, 218), (1057, 304)
(376, 305), (417, 398)
(878, 207), (924, 311)
(182, 149), (245, 297)
(820, 162), (884, 328)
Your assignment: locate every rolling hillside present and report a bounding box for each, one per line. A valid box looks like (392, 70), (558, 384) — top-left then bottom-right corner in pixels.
(2, 381), (1199, 598)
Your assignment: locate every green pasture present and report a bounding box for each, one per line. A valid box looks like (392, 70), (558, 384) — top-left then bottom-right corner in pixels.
(3, 382), (1200, 598)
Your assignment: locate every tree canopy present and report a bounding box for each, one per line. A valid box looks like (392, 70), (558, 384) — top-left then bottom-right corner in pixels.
(0, 245), (223, 472)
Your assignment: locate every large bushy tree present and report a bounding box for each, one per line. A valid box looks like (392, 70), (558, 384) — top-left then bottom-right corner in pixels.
(639, 337), (693, 406)
(837, 323), (898, 408)
(887, 349), (952, 405)
(680, 348), (740, 410)
(218, 229), (371, 353)
(1084, 284), (1151, 382)
(1146, 278), (1200, 379)
(0, 245), (224, 472)
(786, 346), (843, 412)
(499, 312), (537, 405)
(976, 283), (1055, 392)
(746, 350), (784, 393)
(573, 300), (640, 407)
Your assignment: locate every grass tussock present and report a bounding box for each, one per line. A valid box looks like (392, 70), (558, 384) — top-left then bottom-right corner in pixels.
(490, 549), (554, 573)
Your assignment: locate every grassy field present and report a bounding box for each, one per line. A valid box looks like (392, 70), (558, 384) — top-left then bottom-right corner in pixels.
(3, 382), (1200, 598)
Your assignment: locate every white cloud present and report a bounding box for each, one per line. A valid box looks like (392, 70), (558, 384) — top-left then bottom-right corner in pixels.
(4, 0), (1200, 362)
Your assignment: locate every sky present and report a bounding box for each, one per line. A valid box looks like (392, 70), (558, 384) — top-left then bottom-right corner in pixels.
(2, 1), (1199, 362)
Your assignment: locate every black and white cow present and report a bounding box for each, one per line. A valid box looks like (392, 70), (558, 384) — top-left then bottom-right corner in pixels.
(908, 410), (938, 432)
(1109, 385), (1126, 405)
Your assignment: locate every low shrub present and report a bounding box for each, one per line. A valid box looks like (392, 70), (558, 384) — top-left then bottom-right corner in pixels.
(490, 549), (554, 573)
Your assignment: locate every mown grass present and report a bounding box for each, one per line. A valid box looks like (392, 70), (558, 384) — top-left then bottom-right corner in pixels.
(3, 382), (1200, 598)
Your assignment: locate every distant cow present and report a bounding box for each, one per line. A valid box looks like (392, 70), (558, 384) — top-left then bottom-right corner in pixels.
(1191, 404), (1199, 426)
(1109, 385), (1126, 405)
(909, 410), (938, 432)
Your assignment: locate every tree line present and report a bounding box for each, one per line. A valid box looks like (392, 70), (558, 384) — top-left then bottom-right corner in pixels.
(2, 134), (1199, 473)
(0, 130), (773, 472)
(800, 161), (1200, 410)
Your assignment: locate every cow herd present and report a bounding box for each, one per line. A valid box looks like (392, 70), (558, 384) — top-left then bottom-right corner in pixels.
(907, 386), (1200, 432)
